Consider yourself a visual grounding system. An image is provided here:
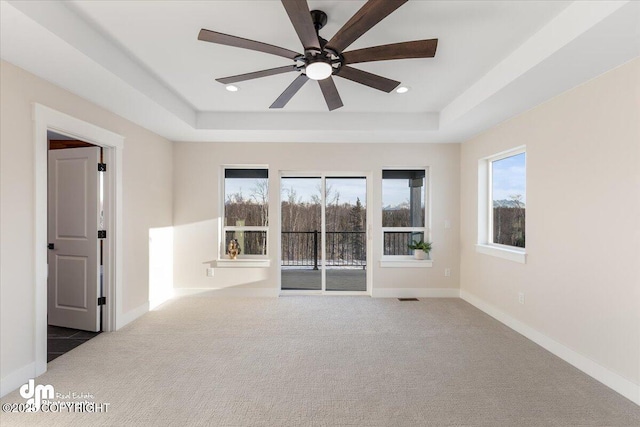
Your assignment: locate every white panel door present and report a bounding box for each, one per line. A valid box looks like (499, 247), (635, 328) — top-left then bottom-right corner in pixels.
(47, 146), (100, 331)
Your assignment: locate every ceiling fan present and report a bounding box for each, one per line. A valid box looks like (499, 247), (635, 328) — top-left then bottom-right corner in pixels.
(198, 0), (438, 111)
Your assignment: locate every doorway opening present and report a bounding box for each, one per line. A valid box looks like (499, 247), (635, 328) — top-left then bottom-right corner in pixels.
(280, 173), (370, 294)
(34, 103), (124, 377)
(46, 132), (105, 361)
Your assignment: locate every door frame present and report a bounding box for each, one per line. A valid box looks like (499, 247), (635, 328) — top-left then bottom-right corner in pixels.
(34, 104), (124, 376)
(278, 171), (372, 296)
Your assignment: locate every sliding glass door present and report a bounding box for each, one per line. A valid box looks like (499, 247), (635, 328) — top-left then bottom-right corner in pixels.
(281, 177), (322, 291)
(281, 174), (368, 293)
(325, 177), (366, 291)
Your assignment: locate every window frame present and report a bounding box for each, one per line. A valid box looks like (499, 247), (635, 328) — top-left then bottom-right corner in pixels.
(477, 147), (527, 263)
(221, 165), (270, 260)
(380, 167), (431, 261)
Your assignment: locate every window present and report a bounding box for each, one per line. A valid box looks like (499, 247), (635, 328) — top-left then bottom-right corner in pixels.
(477, 147), (526, 262)
(490, 152), (526, 248)
(223, 168), (268, 257)
(382, 169), (428, 256)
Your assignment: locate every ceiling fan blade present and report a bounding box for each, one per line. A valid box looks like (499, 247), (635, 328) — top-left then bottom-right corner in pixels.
(326, 0), (408, 53)
(337, 66), (400, 93)
(198, 29), (300, 60)
(270, 74), (310, 109)
(343, 39), (438, 64)
(216, 65), (298, 84)
(281, 0), (320, 51)
(318, 77), (344, 111)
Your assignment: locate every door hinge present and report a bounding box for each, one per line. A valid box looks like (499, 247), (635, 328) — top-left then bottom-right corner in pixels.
(98, 296), (106, 306)
(98, 230), (107, 239)
(98, 163), (107, 172)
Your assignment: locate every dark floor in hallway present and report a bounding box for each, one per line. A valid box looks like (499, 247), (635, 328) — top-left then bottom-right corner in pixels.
(47, 325), (100, 362)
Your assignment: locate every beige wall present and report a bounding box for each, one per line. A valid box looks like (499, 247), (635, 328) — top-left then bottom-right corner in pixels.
(173, 142), (460, 295)
(0, 61), (173, 387)
(460, 58), (640, 386)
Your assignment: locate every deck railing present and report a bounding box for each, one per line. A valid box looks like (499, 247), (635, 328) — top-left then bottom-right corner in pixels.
(281, 231), (366, 268)
(383, 231), (424, 256)
(225, 230), (415, 266)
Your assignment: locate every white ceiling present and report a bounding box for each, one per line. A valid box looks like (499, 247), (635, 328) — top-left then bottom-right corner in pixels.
(1, 1), (639, 143)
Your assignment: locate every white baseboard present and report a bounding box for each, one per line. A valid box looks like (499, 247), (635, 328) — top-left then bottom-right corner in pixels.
(460, 290), (640, 406)
(172, 287), (457, 299)
(173, 287), (279, 298)
(116, 302), (149, 330)
(372, 288), (460, 298)
(0, 362), (35, 398)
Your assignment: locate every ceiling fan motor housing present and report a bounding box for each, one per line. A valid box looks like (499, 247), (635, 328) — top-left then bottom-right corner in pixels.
(302, 10), (342, 79)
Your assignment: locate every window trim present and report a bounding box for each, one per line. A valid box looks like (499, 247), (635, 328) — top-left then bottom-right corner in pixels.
(475, 244), (526, 264)
(381, 167), (431, 260)
(221, 165), (270, 260)
(477, 147), (526, 263)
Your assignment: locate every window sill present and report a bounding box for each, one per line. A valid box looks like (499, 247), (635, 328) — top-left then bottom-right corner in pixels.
(379, 258), (433, 268)
(475, 244), (526, 264)
(214, 259), (271, 268)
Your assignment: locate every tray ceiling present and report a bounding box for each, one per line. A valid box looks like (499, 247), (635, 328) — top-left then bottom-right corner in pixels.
(1, 1), (638, 143)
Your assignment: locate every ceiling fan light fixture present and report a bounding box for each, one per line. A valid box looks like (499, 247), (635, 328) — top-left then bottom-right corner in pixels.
(305, 61), (332, 81)
(225, 84), (240, 92)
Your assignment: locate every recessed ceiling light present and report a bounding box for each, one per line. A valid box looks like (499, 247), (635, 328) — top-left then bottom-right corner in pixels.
(396, 86), (409, 94)
(225, 85), (239, 92)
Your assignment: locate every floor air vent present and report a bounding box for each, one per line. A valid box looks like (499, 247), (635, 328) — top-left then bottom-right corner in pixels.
(398, 298), (419, 301)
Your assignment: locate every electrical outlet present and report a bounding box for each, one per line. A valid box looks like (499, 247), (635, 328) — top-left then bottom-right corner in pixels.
(444, 268), (451, 277)
(206, 268), (215, 277)
(518, 292), (525, 305)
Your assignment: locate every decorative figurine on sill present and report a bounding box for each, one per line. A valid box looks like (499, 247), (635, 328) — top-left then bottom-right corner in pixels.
(228, 239), (241, 260)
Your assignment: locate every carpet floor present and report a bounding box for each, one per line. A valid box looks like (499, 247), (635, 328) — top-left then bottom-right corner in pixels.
(1, 297), (639, 426)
